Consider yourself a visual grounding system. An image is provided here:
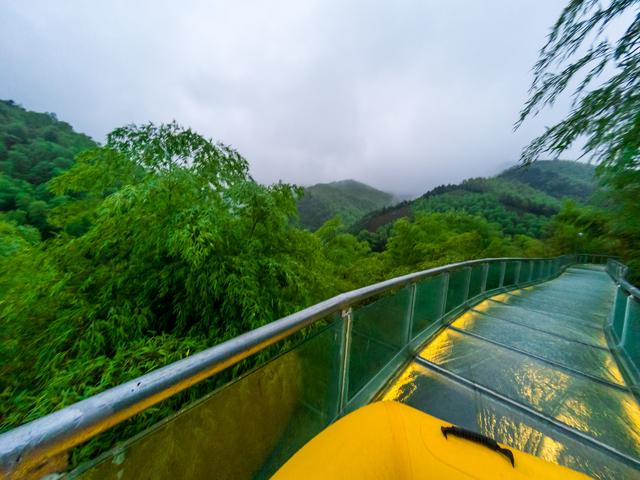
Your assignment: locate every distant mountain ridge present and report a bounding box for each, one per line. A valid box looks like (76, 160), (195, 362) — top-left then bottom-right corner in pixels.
(351, 160), (597, 241)
(0, 99), (96, 236)
(498, 160), (596, 201)
(297, 179), (394, 230)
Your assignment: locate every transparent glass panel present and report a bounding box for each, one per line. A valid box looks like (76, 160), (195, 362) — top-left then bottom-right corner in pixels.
(518, 260), (531, 284)
(503, 261), (518, 287)
(543, 260), (551, 278)
(531, 260), (543, 281)
(444, 268), (469, 315)
(621, 297), (640, 376)
(539, 260), (547, 279)
(71, 319), (343, 480)
(411, 274), (445, 338)
(611, 288), (628, 341)
(467, 263), (485, 301)
(528, 261), (537, 281)
(348, 287), (411, 400)
(485, 261), (502, 291)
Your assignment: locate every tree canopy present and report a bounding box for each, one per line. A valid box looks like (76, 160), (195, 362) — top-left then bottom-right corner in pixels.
(518, 0), (639, 169)
(518, 0), (640, 277)
(0, 100), (95, 236)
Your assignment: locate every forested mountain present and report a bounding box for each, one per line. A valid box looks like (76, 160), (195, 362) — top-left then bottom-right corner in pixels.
(499, 160), (596, 201)
(297, 179), (394, 230)
(353, 160), (596, 245)
(0, 100), (96, 237)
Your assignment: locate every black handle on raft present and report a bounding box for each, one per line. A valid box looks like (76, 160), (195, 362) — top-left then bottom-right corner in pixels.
(441, 425), (515, 467)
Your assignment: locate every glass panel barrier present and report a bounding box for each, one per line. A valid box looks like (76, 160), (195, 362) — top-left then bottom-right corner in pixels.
(535, 260), (546, 281)
(611, 287), (628, 341)
(521, 260), (533, 284)
(411, 274), (446, 339)
(544, 260), (552, 279)
(503, 261), (518, 288)
(1, 256), (587, 479)
(444, 268), (469, 316)
(466, 263), (485, 302)
(71, 318), (344, 480)
(348, 287), (412, 403)
(620, 296), (640, 382)
(485, 262), (502, 292)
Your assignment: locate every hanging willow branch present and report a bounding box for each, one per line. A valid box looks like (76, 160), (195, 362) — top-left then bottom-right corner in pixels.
(517, 0), (640, 169)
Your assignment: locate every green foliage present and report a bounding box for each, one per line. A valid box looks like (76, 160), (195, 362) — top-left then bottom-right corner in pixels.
(0, 100), (95, 236)
(598, 165), (640, 279)
(297, 179), (393, 230)
(314, 218), (386, 291)
(353, 160), (596, 247)
(0, 124), (338, 454)
(383, 211), (545, 276)
(499, 160), (596, 202)
(517, 0), (639, 170)
(412, 177), (561, 237)
(543, 201), (621, 257)
(519, 0), (640, 279)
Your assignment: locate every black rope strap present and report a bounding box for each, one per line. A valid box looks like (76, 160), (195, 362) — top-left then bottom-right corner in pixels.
(441, 425), (515, 467)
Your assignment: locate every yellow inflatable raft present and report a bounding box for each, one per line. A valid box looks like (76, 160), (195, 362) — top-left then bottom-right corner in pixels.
(273, 401), (588, 479)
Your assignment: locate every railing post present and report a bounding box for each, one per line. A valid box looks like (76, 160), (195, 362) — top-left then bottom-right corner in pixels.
(462, 266), (472, 307)
(514, 261), (522, 286)
(337, 307), (353, 414)
(405, 283), (417, 344)
(609, 284), (626, 329)
(480, 262), (489, 294)
(618, 295), (634, 350)
(439, 272), (450, 323)
(499, 261), (506, 289)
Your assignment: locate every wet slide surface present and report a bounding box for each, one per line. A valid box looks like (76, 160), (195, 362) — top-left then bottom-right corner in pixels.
(382, 267), (640, 479)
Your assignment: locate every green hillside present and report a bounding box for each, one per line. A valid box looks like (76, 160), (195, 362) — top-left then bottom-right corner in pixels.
(0, 100), (96, 237)
(352, 160), (596, 245)
(297, 179), (394, 230)
(499, 160), (596, 201)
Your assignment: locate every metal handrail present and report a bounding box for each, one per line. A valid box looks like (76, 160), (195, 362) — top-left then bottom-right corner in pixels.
(0, 255), (576, 477)
(604, 258), (640, 395)
(607, 258), (640, 299)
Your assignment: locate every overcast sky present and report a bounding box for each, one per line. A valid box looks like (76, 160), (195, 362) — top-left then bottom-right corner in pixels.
(0, 1), (573, 197)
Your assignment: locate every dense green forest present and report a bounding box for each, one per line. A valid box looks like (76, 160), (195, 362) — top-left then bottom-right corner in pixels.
(0, 99), (633, 463)
(352, 160), (597, 249)
(0, 100), (96, 237)
(296, 179), (393, 230)
(499, 161), (596, 202)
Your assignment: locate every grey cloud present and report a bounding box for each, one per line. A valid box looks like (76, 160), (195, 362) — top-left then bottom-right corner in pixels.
(0, 0), (574, 197)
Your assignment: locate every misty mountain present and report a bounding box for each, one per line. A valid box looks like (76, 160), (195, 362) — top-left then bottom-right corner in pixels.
(498, 160), (596, 201)
(352, 160), (597, 242)
(297, 179), (394, 230)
